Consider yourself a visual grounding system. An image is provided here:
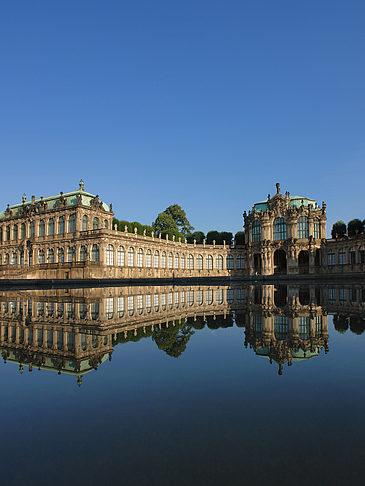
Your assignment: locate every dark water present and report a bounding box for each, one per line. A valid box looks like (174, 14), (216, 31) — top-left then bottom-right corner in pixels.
(1, 283), (365, 485)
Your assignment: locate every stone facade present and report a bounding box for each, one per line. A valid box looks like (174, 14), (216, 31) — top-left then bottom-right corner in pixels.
(0, 181), (364, 279)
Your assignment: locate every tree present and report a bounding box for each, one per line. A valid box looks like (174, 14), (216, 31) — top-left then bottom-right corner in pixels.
(152, 212), (182, 240)
(331, 221), (346, 239)
(164, 204), (194, 236)
(348, 219), (363, 237)
(206, 230), (220, 244)
(186, 231), (205, 244)
(220, 231), (233, 245)
(234, 231), (245, 245)
(152, 322), (195, 358)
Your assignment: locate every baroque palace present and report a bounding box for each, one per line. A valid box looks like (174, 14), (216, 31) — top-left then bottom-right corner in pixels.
(0, 181), (364, 279)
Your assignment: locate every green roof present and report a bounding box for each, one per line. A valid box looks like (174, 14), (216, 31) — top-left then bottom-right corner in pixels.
(0, 180), (110, 220)
(253, 195), (317, 212)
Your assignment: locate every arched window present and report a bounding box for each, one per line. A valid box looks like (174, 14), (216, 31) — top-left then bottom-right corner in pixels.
(206, 255), (213, 270)
(168, 252), (173, 269)
(104, 219), (108, 229)
(58, 248), (64, 263)
(39, 220), (45, 237)
(4, 254), (9, 264)
(216, 255), (223, 270)
(188, 254), (194, 269)
(106, 244), (114, 266)
(180, 254), (185, 269)
(339, 249), (346, 265)
(82, 215), (88, 231)
(161, 251), (166, 268)
(91, 244), (99, 262)
(227, 255), (234, 269)
(327, 250), (335, 266)
(154, 250), (159, 268)
(20, 223), (26, 239)
(297, 216), (309, 239)
(58, 217), (65, 235)
(236, 255), (245, 269)
(93, 217), (99, 230)
(91, 302), (99, 320)
(174, 253), (179, 269)
(106, 297), (114, 319)
(216, 289), (223, 304)
(196, 254), (203, 270)
(128, 247), (134, 267)
(314, 218), (321, 239)
(13, 224), (18, 241)
(127, 296), (134, 316)
(117, 246), (125, 266)
(48, 248), (55, 263)
(274, 316), (288, 340)
(5, 226), (10, 241)
(30, 221), (35, 238)
(67, 246), (75, 262)
(69, 214), (76, 233)
(28, 251), (33, 265)
(80, 246), (87, 262)
(11, 252), (18, 265)
(137, 248), (143, 267)
(48, 219), (54, 235)
(146, 249), (152, 268)
(273, 218), (286, 240)
(252, 221), (261, 242)
(38, 249), (45, 264)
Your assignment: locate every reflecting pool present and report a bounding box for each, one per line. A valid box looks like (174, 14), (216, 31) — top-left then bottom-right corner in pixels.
(1, 283), (365, 485)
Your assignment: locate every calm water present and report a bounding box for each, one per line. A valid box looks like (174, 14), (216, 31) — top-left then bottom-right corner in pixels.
(0, 283), (365, 485)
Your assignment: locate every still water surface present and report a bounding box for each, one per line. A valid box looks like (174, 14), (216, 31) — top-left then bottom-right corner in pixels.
(0, 283), (365, 485)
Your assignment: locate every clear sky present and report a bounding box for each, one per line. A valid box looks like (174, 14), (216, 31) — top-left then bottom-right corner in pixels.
(1, 0), (364, 236)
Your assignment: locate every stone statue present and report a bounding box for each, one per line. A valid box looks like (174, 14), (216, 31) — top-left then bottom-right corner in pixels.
(79, 179), (85, 191)
(276, 182), (280, 195)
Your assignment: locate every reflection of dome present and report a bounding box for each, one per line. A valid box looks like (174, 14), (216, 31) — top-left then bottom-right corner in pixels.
(256, 346), (320, 361)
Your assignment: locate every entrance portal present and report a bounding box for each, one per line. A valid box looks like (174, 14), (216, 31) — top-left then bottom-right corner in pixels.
(298, 250), (309, 274)
(274, 250), (287, 274)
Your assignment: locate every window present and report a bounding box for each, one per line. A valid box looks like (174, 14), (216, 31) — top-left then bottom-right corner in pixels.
(188, 254), (194, 269)
(106, 244), (114, 266)
(327, 250), (335, 266)
(48, 248), (55, 263)
(146, 250), (152, 268)
(273, 218), (286, 240)
(117, 296), (124, 317)
(137, 295), (143, 314)
(187, 291), (194, 306)
(137, 248), (143, 267)
(128, 247), (134, 267)
(297, 216), (309, 239)
(82, 215), (88, 231)
(91, 244), (99, 262)
(38, 220), (45, 237)
(216, 255), (223, 270)
(161, 293), (166, 310)
(30, 221), (35, 237)
(91, 302), (99, 320)
(237, 255), (245, 269)
(206, 289), (213, 304)
(58, 217), (65, 234)
(314, 218), (321, 239)
(174, 253), (179, 269)
(274, 316), (288, 340)
(349, 249), (356, 265)
(168, 252), (173, 269)
(227, 255), (234, 269)
(174, 292), (179, 308)
(127, 296), (134, 316)
(11, 252), (17, 265)
(359, 249), (365, 264)
(206, 255), (213, 270)
(154, 250), (159, 268)
(146, 294), (151, 313)
(339, 249), (346, 265)
(67, 247), (75, 262)
(13, 224), (18, 240)
(227, 289), (234, 303)
(161, 252), (166, 268)
(58, 248), (64, 263)
(216, 289), (223, 304)
(48, 219), (54, 235)
(328, 288), (336, 304)
(69, 214), (76, 233)
(117, 246), (125, 266)
(93, 217), (99, 230)
(180, 254), (185, 269)
(4, 254), (9, 264)
(299, 317), (310, 340)
(21, 223), (26, 238)
(197, 254), (203, 270)
(236, 289), (245, 303)
(252, 221), (261, 242)
(80, 246), (87, 262)
(104, 219), (108, 229)
(154, 294), (159, 311)
(106, 298), (114, 319)
(339, 288), (347, 304)
(38, 249), (45, 264)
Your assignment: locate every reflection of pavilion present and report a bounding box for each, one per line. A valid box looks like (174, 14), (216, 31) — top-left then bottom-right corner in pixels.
(241, 285), (329, 374)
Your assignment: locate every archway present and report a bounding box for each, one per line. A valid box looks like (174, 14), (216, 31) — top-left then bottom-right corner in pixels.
(298, 250), (309, 274)
(274, 286), (287, 307)
(254, 254), (261, 274)
(274, 250), (287, 275)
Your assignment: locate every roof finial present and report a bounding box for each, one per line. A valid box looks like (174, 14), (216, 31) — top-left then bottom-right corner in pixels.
(22, 193), (27, 203)
(276, 182), (280, 195)
(79, 179), (85, 191)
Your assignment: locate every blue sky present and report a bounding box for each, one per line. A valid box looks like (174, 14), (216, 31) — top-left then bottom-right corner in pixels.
(0, 0), (364, 236)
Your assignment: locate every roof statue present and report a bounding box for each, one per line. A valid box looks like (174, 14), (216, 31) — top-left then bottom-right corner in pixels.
(276, 182), (280, 195)
(79, 179), (85, 191)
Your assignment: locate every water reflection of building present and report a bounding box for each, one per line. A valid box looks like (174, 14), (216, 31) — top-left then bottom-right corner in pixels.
(1, 284), (364, 383)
